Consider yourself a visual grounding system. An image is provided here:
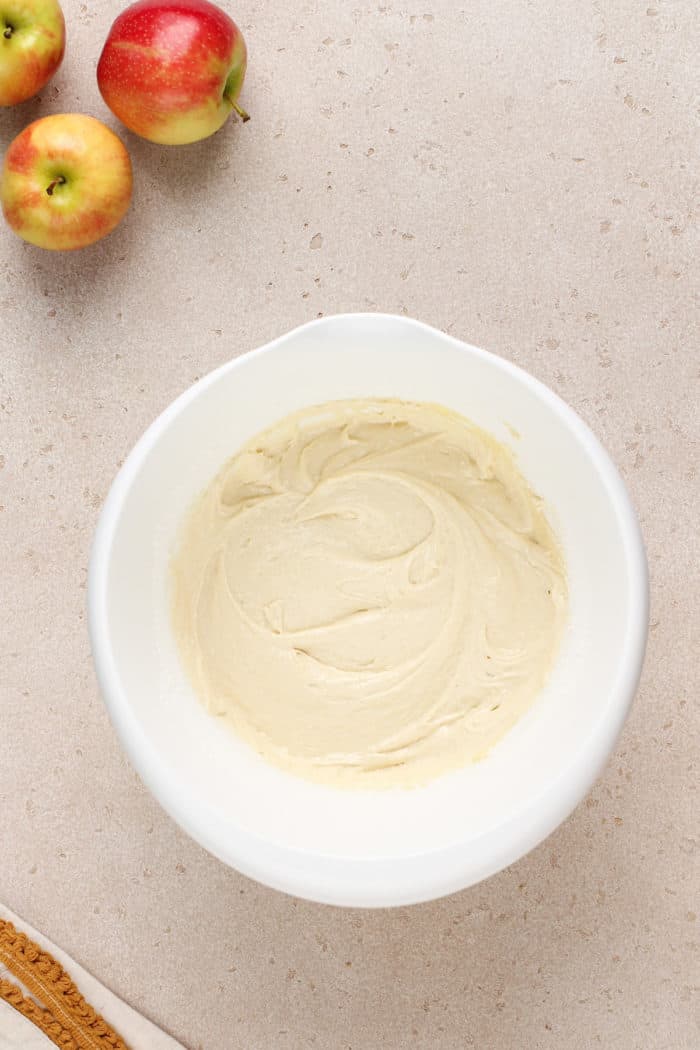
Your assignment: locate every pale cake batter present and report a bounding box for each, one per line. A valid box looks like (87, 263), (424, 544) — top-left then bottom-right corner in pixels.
(171, 399), (567, 788)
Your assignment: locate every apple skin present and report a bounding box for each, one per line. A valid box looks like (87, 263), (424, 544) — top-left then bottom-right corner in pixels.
(1, 114), (133, 250)
(97, 0), (248, 146)
(0, 0), (65, 106)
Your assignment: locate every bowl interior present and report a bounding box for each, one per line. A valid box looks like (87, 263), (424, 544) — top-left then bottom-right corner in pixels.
(90, 314), (646, 905)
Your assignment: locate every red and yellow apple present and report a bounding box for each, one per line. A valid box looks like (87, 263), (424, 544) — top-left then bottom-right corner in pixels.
(97, 0), (249, 146)
(1, 114), (133, 250)
(0, 0), (65, 106)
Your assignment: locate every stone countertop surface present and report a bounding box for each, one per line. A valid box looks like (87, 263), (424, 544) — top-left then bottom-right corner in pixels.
(1, 2), (698, 1048)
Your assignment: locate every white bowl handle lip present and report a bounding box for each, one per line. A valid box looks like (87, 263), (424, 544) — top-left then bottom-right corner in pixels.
(87, 312), (650, 907)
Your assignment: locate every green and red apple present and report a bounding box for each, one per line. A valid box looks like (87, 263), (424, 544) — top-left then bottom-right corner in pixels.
(0, 0), (65, 106)
(97, 0), (248, 145)
(1, 113), (133, 250)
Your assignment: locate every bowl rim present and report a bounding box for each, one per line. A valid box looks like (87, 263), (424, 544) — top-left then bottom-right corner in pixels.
(87, 312), (649, 907)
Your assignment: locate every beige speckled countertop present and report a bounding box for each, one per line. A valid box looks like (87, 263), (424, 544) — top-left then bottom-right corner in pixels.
(1, 2), (698, 1048)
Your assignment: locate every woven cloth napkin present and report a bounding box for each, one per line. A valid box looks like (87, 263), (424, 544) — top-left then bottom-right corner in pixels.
(0, 904), (185, 1050)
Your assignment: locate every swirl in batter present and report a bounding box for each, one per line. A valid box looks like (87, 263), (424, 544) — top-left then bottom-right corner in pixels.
(171, 399), (567, 788)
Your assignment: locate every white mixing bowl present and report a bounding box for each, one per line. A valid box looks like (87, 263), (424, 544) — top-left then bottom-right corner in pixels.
(88, 314), (648, 907)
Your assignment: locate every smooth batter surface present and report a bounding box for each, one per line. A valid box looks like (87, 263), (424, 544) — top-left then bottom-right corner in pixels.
(171, 399), (567, 788)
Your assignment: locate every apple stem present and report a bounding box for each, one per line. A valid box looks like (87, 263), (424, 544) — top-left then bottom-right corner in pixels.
(227, 97), (250, 123)
(46, 175), (66, 196)
(3, 25), (12, 38)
